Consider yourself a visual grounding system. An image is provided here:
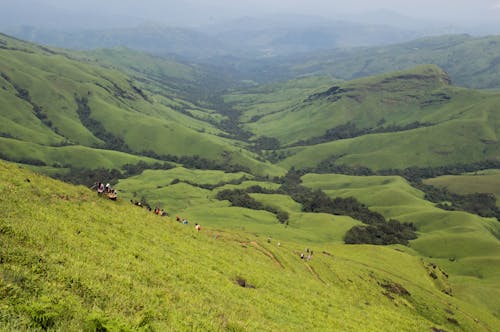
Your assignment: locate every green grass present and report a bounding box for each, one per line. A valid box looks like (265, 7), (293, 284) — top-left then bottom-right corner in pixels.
(0, 33), (285, 176)
(224, 65), (500, 170)
(301, 172), (500, 320)
(0, 137), (158, 169)
(2, 160), (499, 330)
(424, 170), (500, 206)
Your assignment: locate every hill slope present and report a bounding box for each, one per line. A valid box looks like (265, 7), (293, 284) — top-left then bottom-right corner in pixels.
(1, 160), (499, 331)
(225, 65), (500, 170)
(0, 33), (282, 176)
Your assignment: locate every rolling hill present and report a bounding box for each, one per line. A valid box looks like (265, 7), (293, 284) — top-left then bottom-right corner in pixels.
(0, 33), (282, 177)
(224, 65), (500, 170)
(424, 169), (500, 207)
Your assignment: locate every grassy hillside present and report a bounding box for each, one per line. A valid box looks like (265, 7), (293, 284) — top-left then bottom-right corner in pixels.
(424, 169), (500, 207)
(0, 33), (282, 176)
(224, 65), (500, 170)
(2, 160), (499, 331)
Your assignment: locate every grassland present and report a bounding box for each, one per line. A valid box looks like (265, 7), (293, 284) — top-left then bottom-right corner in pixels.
(2, 160), (499, 331)
(0, 33), (285, 177)
(301, 173), (500, 321)
(114, 168), (358, 245)
(424, 169), (500, 207)
(223, 65), (500, 170)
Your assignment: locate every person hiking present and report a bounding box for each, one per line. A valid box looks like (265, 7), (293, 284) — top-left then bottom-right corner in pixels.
(107, 189), (117, 201)
(97, 182), (105, 195)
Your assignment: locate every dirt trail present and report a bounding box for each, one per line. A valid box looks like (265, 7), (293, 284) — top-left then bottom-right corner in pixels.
(305, 263), (325, 283)
(241, 241), (284, 269)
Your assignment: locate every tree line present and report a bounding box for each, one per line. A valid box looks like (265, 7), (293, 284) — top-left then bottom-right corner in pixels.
(309, 160), (500, 221)
(279, 169), (417, 245)
(216, 187), (290, 224)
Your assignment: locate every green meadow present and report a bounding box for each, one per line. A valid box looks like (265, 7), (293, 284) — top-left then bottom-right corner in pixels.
(301, 173), (500, 320)
(0, 33), (280, 176)
(2, 160), (499, 331)
(424, 170), (500, 206)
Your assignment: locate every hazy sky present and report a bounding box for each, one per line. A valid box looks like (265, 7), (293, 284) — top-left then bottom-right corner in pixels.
(39, 0), (500, 22)
(3, 0), (500, 30)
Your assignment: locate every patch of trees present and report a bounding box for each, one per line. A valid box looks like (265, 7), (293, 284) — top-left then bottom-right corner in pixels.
(216, 188), (289, 224)
(140, 150), (251, 173)
(311, 160), (500, 221)
(279, 169), (417, 245)
(0, 151), (47, 166)
(1, 72), (53, 128)
(121, 161), (174, 177)
(206, 95), (253, 141)
(311, 156), (375, 176)
(415, 183), (500, 221)
(174, 176), (250, 190)
(54, 167), (122, 186)
(344, 220), (417, 245)
(75, 96), (131, 152)
(251, 136), (281, 151)
(377, 160), (500, 182)
(53, 161), (173, 186)
(289, 121), (431, 147)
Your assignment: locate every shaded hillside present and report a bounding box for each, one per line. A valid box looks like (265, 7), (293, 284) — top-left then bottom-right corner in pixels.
(1, 160), (498, 331)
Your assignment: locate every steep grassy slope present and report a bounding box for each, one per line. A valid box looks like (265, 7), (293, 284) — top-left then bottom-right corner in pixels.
(301, 173), (500, 321)
(424, 169), (500, 207)
(225, 65), (500, 170)
(0, 33), (281, 176)
(114, 165), (500, 323)
(1, 160), (498, 331)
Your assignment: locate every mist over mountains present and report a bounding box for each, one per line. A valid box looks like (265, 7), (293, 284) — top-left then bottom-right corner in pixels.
(2, 0), (500, 63)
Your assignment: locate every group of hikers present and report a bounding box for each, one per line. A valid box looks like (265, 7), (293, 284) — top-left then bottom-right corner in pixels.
(130, 199), (202, 231)
(175, 215), (202, 232)
(300, 248), (314, 261)
(93, 180), (318, 261)
(130, 200), (168, 217)
(95, 182), (118, 200)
